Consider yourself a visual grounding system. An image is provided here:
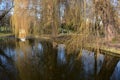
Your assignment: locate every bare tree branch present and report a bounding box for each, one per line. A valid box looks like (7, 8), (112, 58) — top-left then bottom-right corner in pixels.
(0, 6), (14, 21)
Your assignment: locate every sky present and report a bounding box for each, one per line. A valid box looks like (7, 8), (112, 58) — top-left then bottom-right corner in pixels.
(0, 1), (6, 10)
(0, 0), (12, 10)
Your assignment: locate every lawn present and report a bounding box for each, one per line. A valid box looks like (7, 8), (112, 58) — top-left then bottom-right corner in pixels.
(0, 33), (13, 37)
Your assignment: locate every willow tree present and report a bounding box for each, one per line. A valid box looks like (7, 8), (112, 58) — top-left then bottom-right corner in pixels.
(62, 0), (93, 52)
(11, 0), (32, 37)
(28, 0), (42, 35)
(40, 0), (60, 37)
(63, 0), (84, 31)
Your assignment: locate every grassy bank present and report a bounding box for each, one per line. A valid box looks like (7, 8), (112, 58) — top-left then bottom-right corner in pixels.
(0, 33), (14, 38)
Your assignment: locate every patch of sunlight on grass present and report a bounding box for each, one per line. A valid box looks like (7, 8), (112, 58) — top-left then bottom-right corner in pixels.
(101, 46), (120, 54)
(86, 44), (120, 55)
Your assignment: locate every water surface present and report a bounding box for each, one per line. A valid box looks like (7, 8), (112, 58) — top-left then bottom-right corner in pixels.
(0, 38), (120, 80)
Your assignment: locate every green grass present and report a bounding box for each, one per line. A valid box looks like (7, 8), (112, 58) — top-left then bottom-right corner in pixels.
(0, 33), (13, 37)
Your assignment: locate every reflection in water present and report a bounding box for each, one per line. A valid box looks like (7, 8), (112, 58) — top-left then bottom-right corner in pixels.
(96, 55), (120, 80)
(0, 50), (19, 80)
(0, 38), (120, 80)
(33, 42), (43, 55)
(38, 43), (43, 51)
(82, 50), (95, 79)
(80, 50), (104, 80)
(111, 61), (120, 80)
(57, 44), (66, 65)
(97, 53), (104, 74)
(0, 56), (7, 65)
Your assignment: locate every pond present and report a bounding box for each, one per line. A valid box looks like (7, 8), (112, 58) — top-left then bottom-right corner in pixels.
(0, 37), (120, 80)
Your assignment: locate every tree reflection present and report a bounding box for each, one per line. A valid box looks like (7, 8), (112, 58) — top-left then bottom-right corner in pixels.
(0, 47), (20, 80)
(15, 39), (57, 80)
(97, 54), (120, 80)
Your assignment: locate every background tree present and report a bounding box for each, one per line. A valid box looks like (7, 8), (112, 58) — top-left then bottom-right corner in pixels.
(94, 0), (118, 41)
